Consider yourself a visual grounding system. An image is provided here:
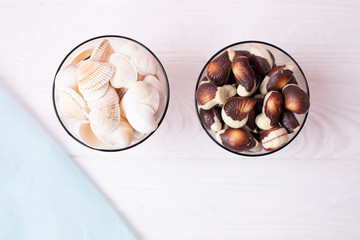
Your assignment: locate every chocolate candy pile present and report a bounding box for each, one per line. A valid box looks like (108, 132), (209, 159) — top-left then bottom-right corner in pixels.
(196, 46), (310, 153)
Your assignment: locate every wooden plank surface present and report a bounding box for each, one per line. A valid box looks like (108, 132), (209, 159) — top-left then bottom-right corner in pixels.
(1, 1), (360, 239)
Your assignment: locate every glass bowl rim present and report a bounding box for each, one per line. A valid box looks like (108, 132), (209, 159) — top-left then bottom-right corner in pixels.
(194, 40), (310, 157)
(52, 35), (170, 152)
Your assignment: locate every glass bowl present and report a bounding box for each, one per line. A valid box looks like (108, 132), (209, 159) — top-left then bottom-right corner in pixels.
(195, 41), (310, 156)
(53, 35), (169, 151)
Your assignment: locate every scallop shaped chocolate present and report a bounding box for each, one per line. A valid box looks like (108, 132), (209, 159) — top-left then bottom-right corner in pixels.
(221, 97), (256, 128)
(206, 50), (232, 85)
(199, 107), (222, 132)
(196, 82), (227, 110)
(280, 110), (300, 133)
(216, 128), (256, 152)
(249, 46), (275, 75)
(260, 127), (288, 151)
(232, 56), (257, 97)
(282, 84), (310, 114)
(260, 63), (295, 95)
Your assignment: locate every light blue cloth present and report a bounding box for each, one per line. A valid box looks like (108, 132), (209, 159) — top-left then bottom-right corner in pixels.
(0, 88), (137, 240)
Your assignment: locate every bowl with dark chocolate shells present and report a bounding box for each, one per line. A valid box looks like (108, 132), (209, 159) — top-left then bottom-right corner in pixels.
(195, 41), (310, 156)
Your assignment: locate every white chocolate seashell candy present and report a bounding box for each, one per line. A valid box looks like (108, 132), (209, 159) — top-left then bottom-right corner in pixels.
(90, 39), (114, 62)
(130, 50), (158, 76)
(88, 87), (121, 136)
(118, 42), (138, 58)
(57, 87), (89, 120)
(121, 81), (160, 113)
(56, 64), (78, 90)
(109, 53), (138, 89)
(77, 59), (115, 101)
(100, 118), (134, 148)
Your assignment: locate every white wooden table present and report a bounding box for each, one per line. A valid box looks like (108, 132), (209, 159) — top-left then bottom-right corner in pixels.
(1, 1), (360, 239)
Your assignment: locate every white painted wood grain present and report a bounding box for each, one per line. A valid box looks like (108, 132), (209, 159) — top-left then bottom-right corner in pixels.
(1, 1), (360, 239)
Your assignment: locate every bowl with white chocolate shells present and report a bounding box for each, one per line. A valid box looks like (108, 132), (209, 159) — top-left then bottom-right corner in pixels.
(195, 41), (310, 156)
(53, 35), (169, 151)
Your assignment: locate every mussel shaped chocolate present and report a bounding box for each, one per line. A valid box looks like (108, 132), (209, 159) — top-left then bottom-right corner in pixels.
(249, 46), (275, 75)
(216, 128), (257, 152)
(221, 97), (256, 128)
(280, 110), (300, 133)
(255, 91), (283, 130)
(196, 82), (227, 110)
(282, 84), (310, 114)
(206, 50), (232, 85)
(232, 56), (257, 97)
(260, 63), (296, 95)
(260, 127), (288, 151)
(199, 107), (222, 132)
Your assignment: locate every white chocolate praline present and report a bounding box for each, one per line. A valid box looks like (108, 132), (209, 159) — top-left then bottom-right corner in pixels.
(249, 46), (274, 68)
(255, 113), (272, 130)
(199, 86), (227, 110)
(221, 107), (248, 129)
(262, 128), (288, 150)
(223, 84), (237, 99)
